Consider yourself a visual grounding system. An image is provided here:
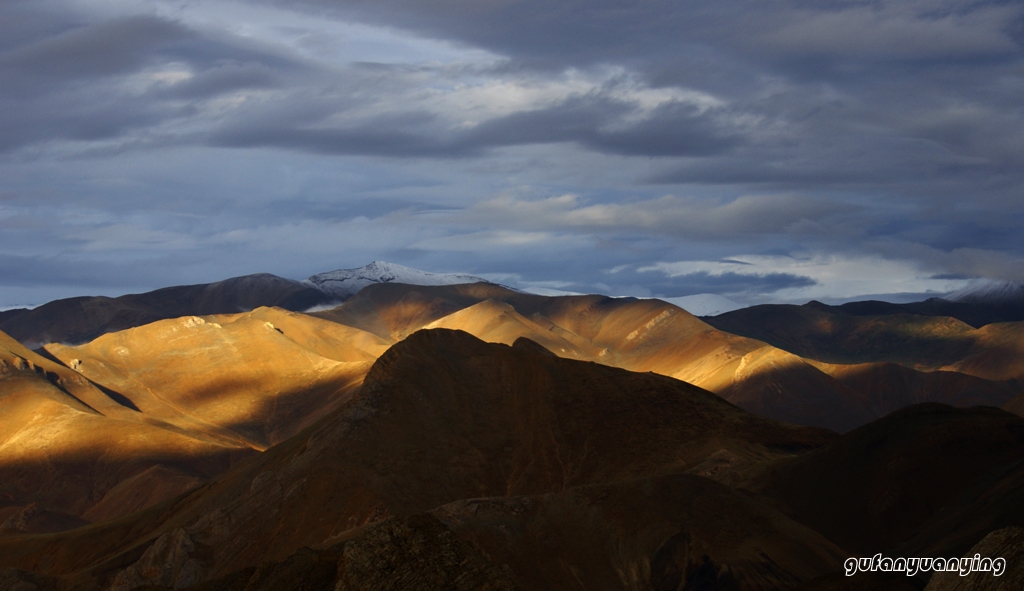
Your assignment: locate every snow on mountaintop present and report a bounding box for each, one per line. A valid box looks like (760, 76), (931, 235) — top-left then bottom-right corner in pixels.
(307, 261), (489, 300)
(947, 280), (1024, 304)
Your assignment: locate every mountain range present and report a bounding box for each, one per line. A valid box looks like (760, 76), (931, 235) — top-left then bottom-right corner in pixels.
(1, 262), (1023, 590)
(0, 262), (488, 347)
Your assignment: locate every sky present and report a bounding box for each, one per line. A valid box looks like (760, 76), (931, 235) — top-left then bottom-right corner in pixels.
(2, 0), (1023, 308)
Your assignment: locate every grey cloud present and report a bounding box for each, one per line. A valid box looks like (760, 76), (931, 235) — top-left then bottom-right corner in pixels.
(455, 193), (857, 240)
(160, 61), (282, 99)
(869, 242), (1024, 282)
(0, 16), (192, 83)
(209, 92), (738, 158)
(0, 10), (317, 154)
(0, 3), (84, 53)
(630, 270), (817, 298)
(0, 89), (173, 153)
(275, 0), (699, 66)
(261, 0), (1024, 194)
(754, 3), (1021, 61)
(3, 0), (1024, 305)
(209, 113), (473, 157)
(0, 253), (178, 289)
(464, 97), (737, 157)
(273, 0), (1023, 70)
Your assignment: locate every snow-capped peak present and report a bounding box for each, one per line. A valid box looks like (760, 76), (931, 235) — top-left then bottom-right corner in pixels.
(307, 261), (489, 300)
(947, 279), (1024, 305)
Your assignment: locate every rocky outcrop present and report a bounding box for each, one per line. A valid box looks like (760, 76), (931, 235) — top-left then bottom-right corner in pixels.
(0, 568), (60, 591)
(107, 528), (204, 591)
(925, 527), (1024, 591)
(152, 515), (518, 591)
(335, 513), (517, 591)
(0, 503), (89, 536)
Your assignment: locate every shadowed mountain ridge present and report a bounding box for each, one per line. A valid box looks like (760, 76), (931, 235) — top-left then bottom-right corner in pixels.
(0, 274), (335, 347)
(0, 328), (837, 588)
(315, 283), (1015, 432)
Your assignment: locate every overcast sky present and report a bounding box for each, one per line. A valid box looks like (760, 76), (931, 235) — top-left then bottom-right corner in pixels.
(2, 0), (1023, 308)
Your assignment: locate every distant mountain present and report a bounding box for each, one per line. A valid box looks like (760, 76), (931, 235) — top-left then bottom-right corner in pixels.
(314, 282), (994, 433)
(307, 260), (489, 301)
(798, 293), (1024, 328)
(0, 262), (490, 347)
(948, 279), (1024, 305)
(0, 273), (334, 347)
(704, 300), (1024, 390)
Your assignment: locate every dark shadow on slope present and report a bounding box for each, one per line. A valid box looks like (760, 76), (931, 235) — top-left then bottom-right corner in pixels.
(754, 403), (1024, 559)
(31, 346), (142, 412)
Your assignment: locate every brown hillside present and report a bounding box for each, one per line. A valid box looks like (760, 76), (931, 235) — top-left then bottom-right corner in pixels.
(433, 474), (846, 591)
(0, 330), (250, 525)
(0, 329), (835, 584)
(706, 302), (1024, 388)
(753, 404), (1024, 559)
(319, 283), (880, 432)
(43, 307), (390, 450)
(813, 361), (1016, 413)
(1, 306), (390, 526)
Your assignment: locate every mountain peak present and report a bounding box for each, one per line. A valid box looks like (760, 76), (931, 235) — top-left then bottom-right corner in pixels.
(307, 261), (489, 301)
(948, 280), (1024, 305)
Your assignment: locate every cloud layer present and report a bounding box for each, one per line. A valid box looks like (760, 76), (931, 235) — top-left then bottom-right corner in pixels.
(1, 0), (1022, 306)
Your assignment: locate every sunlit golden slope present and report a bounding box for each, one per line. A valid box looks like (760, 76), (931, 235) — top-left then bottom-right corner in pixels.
(318, 282), (1018, 433)
(44, 307), (390, 450)
(3, 331), (1022, 590)
(424, 299), (605, 360)
(5, 280), (1015, 541)
(319, 284), (878, 431)
(1, 307), (392, 528)
(313, 281), (516, 340)
(941, 321), (1024, 384)
(0, 329), (835, 586)
(0, 330), (249, 527)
